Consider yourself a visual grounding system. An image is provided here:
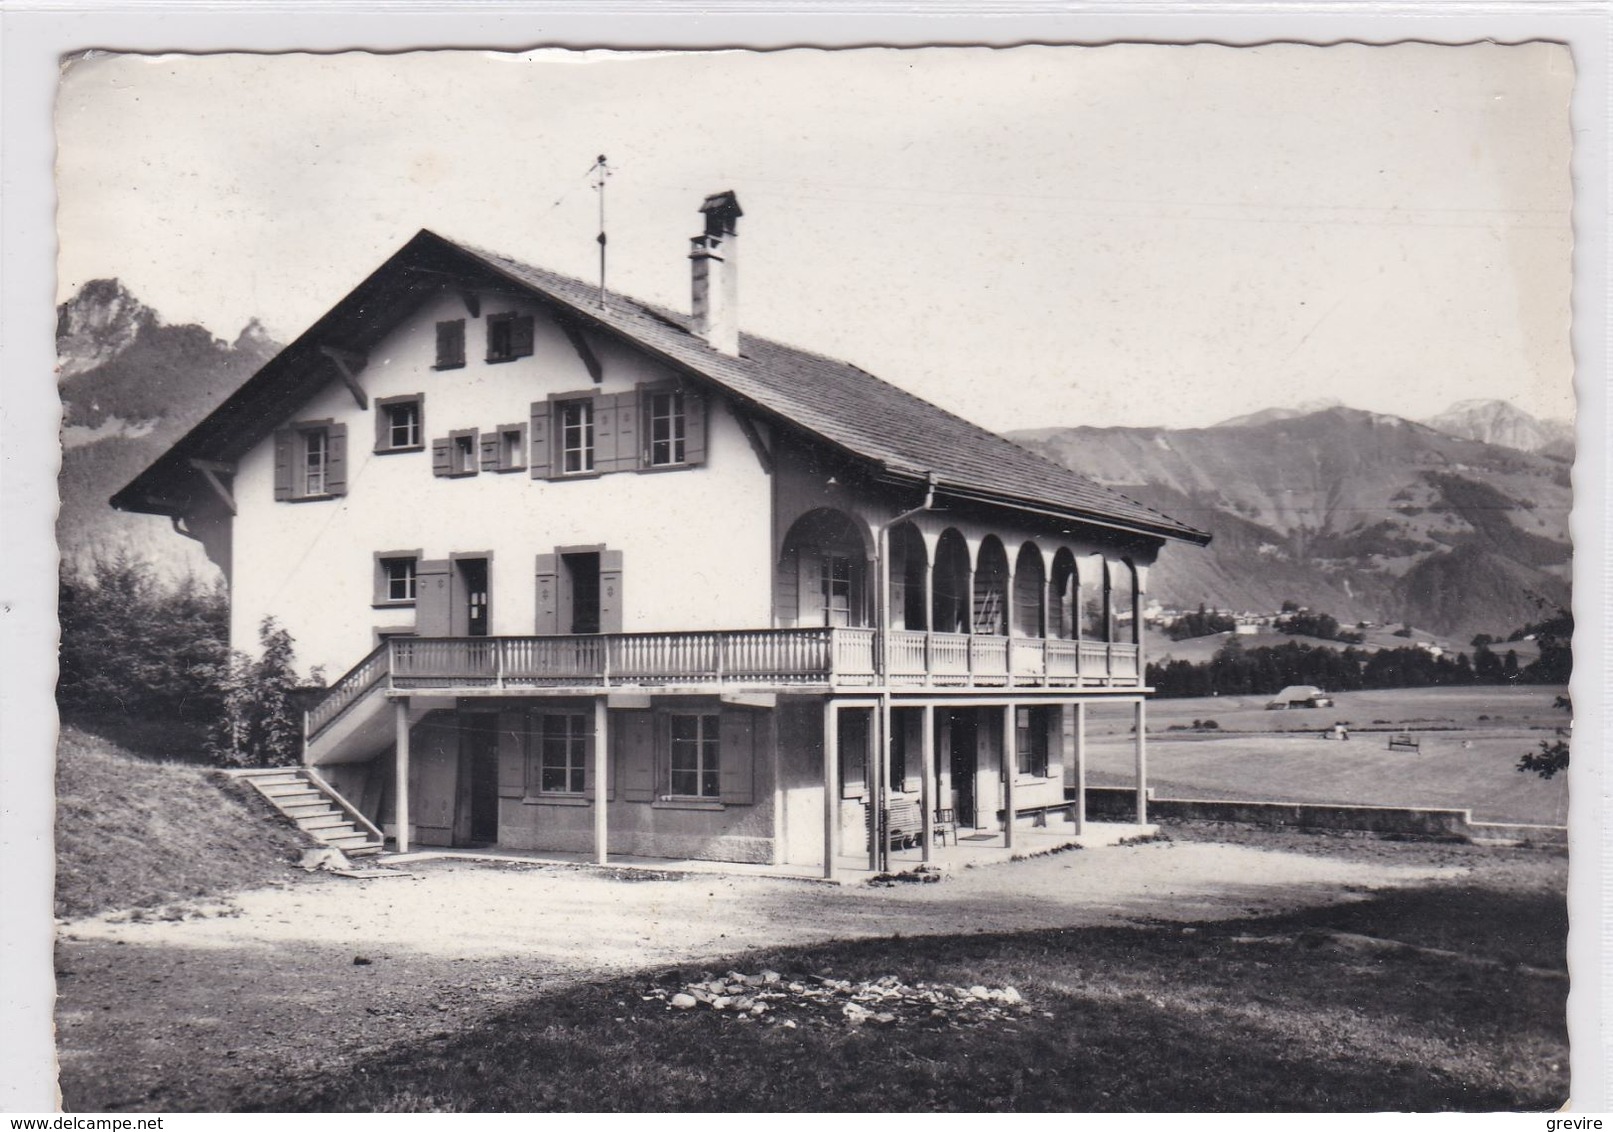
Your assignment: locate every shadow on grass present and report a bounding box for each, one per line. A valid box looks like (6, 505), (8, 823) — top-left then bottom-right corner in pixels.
(236, 883), (1568, 1113)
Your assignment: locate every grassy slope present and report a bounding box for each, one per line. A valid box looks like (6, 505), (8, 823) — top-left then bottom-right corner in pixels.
(245, 842), (1567, 1113)
(55, 725), (308, 918)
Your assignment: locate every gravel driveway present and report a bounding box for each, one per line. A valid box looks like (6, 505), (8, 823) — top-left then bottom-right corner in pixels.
(54, 839), (1458, 1111)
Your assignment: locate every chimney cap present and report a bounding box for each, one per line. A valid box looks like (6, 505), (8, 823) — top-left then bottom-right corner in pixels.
(699, 190), (743, 237)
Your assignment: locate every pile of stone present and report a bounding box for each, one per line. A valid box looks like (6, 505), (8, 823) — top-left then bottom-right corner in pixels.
(644, 970), (1041, 1028)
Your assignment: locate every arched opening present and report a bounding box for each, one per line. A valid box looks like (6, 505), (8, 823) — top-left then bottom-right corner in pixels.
(1078, 553), (1109, 642)
(1049, 548), (1077, 640)
(931, 529), (972, 634)
(1113, 559), (1140, 644)
(1012, 542), (1046, 638)
(778, 508), (871, 627)
(973, 537), (1010, 636)
(888, 522), (928, 630)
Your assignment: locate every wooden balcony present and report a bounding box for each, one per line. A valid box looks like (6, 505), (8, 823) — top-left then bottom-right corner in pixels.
(307, 628), (1141, 742)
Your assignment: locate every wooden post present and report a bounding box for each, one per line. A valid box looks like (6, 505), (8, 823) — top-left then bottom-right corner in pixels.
(1134, 698), (1148, 825)
(593, 698), (609, 865)
(1002, 703), (1016, 849)
(869, 704), (884, 874)
(823, 701), (838, 880)
(1073, 701), (1087, 835)
(394, 697), (411, 854)
(920, 703), (935, 863)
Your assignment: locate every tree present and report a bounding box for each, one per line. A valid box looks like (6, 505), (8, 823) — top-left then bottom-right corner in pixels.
(1518, 695), (1570, 780)
(208, 617), (313, 767)
(57, 549), (228, 722)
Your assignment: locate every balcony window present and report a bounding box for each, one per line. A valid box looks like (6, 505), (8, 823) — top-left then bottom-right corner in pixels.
(537, 713), (589, 795)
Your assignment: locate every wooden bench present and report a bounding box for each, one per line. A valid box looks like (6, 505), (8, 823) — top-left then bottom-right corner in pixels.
(875, 799), (958, 848)
(1388, 733), (1420, 752)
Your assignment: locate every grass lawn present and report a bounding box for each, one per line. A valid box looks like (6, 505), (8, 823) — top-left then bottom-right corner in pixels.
(55, 724), (308, 918)
(234, 841), (1567, 1113)
(1083, 687), (1569, 826)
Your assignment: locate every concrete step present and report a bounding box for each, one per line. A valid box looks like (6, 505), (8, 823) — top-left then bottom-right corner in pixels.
(323, 832), (381, 850)
(297, 814), (350, 831)
(262, 785), (321, 800)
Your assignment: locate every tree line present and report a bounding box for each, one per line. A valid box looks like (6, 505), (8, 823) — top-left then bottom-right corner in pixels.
(1148, 613), (1571, 699)
(58, 550), (314, 765)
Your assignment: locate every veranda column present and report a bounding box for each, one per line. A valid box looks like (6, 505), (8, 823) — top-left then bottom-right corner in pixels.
(393, 697), (411, 854)
(920, 703), (935, 863)
(594, 697), (609, 865)
(1073, 701), (1087, 835)
(823, 700), (839, 880)
(1002, 703), (1017, 849)
(1134, 698), (1148, 825)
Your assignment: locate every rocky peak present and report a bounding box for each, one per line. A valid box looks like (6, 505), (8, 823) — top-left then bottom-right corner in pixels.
(56, 278), (158, 380)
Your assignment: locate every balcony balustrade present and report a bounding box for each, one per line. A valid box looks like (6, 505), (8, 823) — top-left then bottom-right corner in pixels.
(307, 626), (1141, 741)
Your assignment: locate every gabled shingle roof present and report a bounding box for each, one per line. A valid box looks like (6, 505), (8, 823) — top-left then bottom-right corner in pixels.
(114, 228), (1209, 546)
(455, 237), (1208, 546)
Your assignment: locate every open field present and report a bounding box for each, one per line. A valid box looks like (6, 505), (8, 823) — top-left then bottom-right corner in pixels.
(55, 838), (1566, 1112)
(1085, 687), (1569, 826)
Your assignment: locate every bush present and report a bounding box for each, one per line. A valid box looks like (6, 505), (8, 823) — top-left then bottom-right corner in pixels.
(209, 617), (318, 768)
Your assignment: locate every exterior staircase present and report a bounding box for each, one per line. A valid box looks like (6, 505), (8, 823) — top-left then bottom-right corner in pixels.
(234, 767), (386, 857)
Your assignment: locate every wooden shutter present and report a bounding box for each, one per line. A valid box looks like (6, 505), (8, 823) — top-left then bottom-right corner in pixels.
(619, 710), (655, 802)
(611, 392), (639, 470)
(599, 549), (624, 634)
(797, 547), (825, 626)
(683, 387), (707, 466)
(529, 401), (552, 479)
(414, 559), (453, 637)
(479, 432), (500, 472)
(497, 711), (526, 798)
(719, 709), (756, 805)
(511, 315), (536, 359)
(273, 430), (293, 500)
(324, 424), (348, 496)
(592, 394), (621, 473)
(431, 437), (452, 477)
(373, 404), (389, 453)
(436, 320), (465, 368)
(534, 553), (559, 635)
(901, 710), (923, 793)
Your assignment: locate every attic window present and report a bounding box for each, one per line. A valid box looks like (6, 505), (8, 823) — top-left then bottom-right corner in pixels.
(375, 394), (424, 453)
(486, 312), (535, 364)
(433, 428), (480, 478)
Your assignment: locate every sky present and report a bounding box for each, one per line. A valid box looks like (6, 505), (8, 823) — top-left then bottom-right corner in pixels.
(54, 43), (1575, 433)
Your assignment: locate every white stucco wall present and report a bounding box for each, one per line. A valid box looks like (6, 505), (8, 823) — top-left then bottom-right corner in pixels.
(230, 288), (774, 677)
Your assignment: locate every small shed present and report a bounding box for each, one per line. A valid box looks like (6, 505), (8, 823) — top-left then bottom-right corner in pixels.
(1266, 685), (1335, 710)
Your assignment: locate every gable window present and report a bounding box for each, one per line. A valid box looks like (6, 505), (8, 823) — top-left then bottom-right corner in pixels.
(1015, 707), (1050, 778)
(375, 394), (424, 453)
(537, 713), (589, 795)
(373, 552), (420, 606)
(646, 390), (686, 466)
(435, 320), (466, 370)
(558, 399), (595, 474)
(486, 312), (535, 364)
(273, 420), (347, 502)
(668, 713), (720, 798)
(432, 428), (480, 478)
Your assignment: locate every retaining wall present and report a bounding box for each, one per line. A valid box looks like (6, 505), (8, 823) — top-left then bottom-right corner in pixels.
(1082, 787), (1566, 844)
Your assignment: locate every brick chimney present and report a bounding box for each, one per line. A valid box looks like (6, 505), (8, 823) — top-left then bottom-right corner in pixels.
(689, 191), (743, 356)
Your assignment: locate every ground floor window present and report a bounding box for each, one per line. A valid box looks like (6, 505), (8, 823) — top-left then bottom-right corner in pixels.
(668, 713), (720, 798)
(537, 712), (589, 794)
(1015, 706), (1050, 778)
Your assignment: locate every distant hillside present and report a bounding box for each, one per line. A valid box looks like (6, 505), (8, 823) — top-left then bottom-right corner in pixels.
(1014, 405), (1571, 642)
(57, 279), (281, 576)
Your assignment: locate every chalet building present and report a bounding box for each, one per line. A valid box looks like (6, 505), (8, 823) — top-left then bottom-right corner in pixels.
(113, 191), (1210, 877)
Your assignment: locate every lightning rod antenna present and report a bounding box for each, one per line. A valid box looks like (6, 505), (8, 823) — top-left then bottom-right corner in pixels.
(591, 155), (611, 308)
